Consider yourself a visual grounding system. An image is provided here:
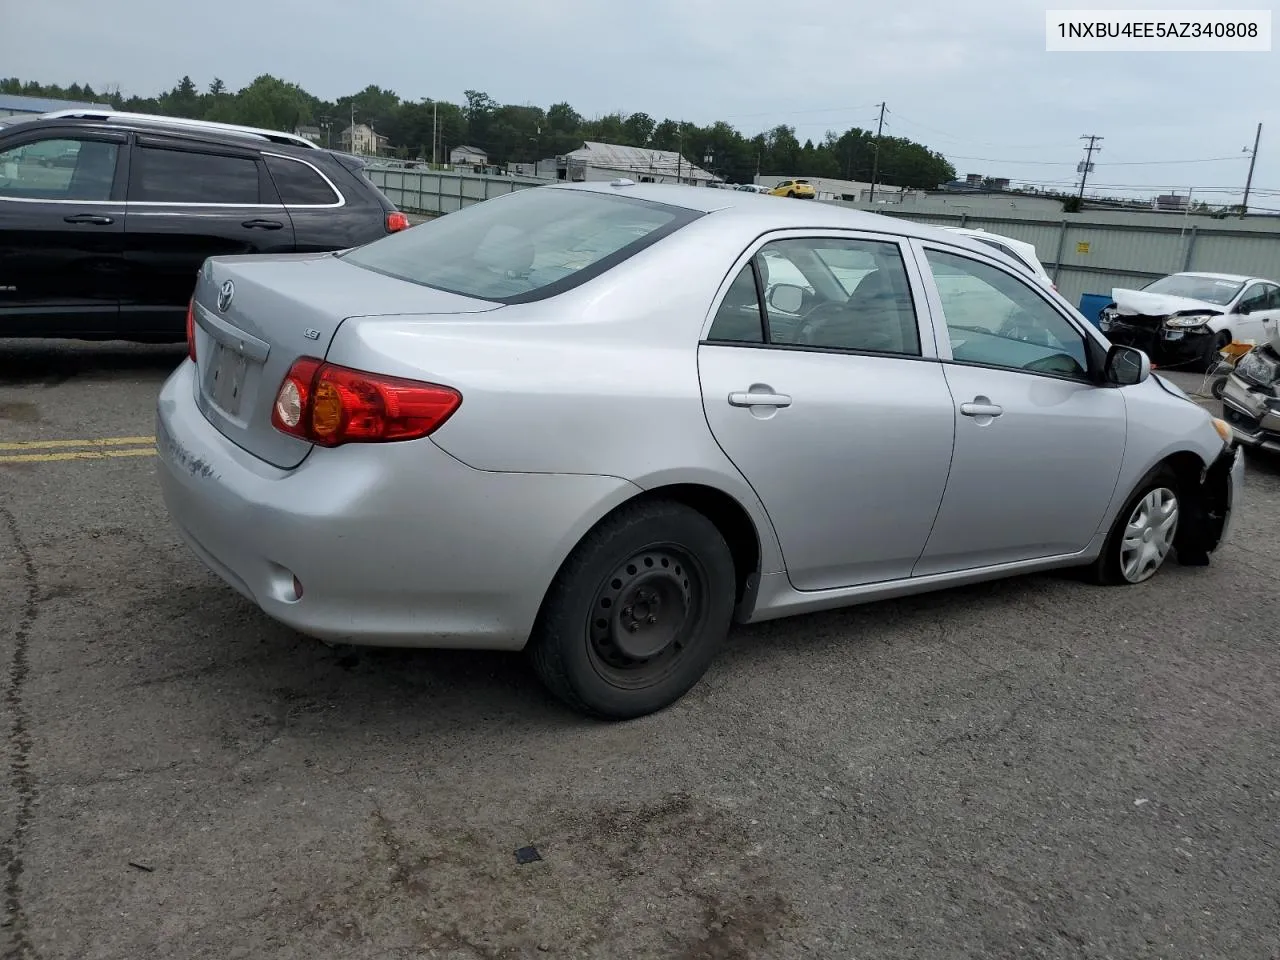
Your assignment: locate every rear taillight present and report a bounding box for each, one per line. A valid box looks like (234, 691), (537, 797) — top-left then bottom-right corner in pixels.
(186, 298), (196, 362)
(385, 211), (410, 233)
(270, 358), (461, 447)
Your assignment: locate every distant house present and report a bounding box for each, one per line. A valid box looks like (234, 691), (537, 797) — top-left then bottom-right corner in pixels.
(0, 93), (114, 118)
(340, 123), (389, 156)
(556, 141), (719, 186)
(294, 125), (322, 145)
(449, 145), (489, 167)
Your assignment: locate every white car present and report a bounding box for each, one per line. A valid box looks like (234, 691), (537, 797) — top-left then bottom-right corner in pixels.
(943, 228), (1055, 291)
(1099, 272), (1280, 369)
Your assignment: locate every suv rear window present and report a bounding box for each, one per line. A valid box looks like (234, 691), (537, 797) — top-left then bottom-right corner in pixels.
(265, 155), (340, 206)
(341, 187), (701, 304)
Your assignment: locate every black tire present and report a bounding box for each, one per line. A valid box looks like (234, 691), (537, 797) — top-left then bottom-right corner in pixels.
(528, 500), (736, 720)
(1084, 465), (1181, 586)
(786, 190), (796, 198)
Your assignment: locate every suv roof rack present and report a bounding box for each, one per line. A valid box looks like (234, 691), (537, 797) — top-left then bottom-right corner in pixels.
(36, 110), (322, 150)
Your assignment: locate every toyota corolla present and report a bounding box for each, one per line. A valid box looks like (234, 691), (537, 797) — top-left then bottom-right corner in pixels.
(156, 181), (1242, 719)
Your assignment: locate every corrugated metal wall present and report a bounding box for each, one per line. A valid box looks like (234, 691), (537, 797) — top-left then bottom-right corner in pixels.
(836, 202), (1280, 308)
(364, 166), (544, 215)
(366, 165), (1280, 310)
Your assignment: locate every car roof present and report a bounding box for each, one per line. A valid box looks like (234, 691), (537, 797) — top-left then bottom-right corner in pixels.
(549, 181), (989, 247)
(5, 112), (323, 158)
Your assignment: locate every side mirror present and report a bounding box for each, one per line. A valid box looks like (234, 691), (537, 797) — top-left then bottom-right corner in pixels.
(1105, 344), (1151, 386)
(767, 283), (806, 314)
(1236, 301), (1253, 315)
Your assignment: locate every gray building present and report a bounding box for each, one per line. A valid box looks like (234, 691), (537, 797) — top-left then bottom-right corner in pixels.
(557, 141), (719, 185)
(450, 145), (489, 167)
(0, 93), (114, 118)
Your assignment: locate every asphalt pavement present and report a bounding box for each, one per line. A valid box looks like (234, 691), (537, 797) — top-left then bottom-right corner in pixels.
(1, 341), (1278, 959)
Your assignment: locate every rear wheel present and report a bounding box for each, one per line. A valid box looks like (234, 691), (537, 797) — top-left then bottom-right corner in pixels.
(529, 500), (736, 719)
(1085, 466), (1180, 585)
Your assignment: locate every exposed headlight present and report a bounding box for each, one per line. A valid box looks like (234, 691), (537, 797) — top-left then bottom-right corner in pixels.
(1164, 314), (1214, 329)
(1211, 417), (1233, 444)
(1236, 349), (1278, 386)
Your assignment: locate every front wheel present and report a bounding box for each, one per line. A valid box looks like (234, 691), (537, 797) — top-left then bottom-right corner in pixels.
(1085, 466), (1180, 585)
(529, 500), (736, 719)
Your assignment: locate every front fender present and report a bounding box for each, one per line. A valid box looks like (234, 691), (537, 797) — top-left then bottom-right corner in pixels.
(1175, 443), (1242, 563)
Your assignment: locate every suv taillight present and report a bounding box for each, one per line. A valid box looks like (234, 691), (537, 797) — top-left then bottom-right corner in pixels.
(271, 358), (461, 446)
(186, 298), (196, 362)
(386, 211), (410, 233)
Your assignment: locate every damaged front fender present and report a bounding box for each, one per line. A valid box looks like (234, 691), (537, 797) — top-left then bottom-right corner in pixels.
(1175, 444), (1243, 564)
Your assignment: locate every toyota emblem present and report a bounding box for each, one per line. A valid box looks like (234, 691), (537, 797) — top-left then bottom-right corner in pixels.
(217, 280), (235, 312)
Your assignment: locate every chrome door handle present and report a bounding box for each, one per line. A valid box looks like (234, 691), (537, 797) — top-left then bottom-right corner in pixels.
(64, 213), (114, 225)
(728, 391), (792, 408)
(960, 400), (1003, 418)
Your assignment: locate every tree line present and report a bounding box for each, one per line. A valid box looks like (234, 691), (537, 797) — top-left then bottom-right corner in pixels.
(2, 75), (958, 188)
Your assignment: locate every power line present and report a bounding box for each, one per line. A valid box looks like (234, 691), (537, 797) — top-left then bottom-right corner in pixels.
(885, 109), (1066, 151)
(941, 153), (1248, 166)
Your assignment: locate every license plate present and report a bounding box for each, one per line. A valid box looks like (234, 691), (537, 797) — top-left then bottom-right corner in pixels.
(210, 343), (248, 417)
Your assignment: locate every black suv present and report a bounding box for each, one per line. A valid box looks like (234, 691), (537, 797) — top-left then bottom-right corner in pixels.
(0, 111), (408, 342)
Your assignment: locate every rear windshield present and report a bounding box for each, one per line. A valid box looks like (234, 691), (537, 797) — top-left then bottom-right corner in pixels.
(341, 187), (701, 304)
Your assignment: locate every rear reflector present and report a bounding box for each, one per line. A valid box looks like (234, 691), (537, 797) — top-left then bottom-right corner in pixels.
(271, 358), (461, 446)
(186, 298), (196, 362)
(386, 211), (410, 232)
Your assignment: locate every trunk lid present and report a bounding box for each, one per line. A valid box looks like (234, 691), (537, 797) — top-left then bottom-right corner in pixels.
(191, 252), (499, 469)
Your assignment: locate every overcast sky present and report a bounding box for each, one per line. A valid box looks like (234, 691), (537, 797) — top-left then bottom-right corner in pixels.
(3, 0), (1274, 207)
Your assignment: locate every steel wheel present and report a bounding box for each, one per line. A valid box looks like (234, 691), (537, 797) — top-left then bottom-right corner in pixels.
(1119, 487), (1179, 583)
(586, 544), (706, 690)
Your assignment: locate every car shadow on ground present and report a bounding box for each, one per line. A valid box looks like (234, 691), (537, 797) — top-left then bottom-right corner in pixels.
(0, 340), (185, 387)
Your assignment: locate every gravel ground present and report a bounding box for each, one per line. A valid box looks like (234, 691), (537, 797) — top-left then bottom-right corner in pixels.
(1, 342), (1277, 960)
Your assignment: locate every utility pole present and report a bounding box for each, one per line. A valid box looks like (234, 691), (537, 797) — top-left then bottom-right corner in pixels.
(1241, 122), (1262, 218)
(432, 99), (438, 166)
(1076, 134), (1103, 204)
(868, 102), (886, 203)
(676, 122), (684, 184)
(349, 102), (356, 155)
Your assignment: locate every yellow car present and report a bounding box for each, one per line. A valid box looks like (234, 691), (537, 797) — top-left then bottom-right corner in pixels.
(769, 178), (816, 199)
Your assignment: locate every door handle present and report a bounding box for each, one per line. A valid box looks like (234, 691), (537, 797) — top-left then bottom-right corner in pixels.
(63, 213), (114, 225)
(960, 399), (1003, 418)
(728, 390), (792, 408)
(241, 219), (285, 230)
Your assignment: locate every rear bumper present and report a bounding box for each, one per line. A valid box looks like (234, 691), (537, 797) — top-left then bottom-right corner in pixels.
(155, 361), (638, 649)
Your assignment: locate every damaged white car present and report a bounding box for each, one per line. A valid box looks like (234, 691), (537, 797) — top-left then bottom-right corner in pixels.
(1099, 272), (1280, 370)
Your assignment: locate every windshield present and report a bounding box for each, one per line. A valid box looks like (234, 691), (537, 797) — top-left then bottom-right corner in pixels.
(342, 187), (701, 304)
(1142, 274), (1244, 305)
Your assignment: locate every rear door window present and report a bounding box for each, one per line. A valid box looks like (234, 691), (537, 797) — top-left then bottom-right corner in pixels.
(130, 146), (261, 204)
(264, 155), (341, 206)
(342, 187), (701, 304)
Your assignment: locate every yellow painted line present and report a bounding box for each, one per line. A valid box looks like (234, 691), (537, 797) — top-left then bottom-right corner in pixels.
(0, 448), (156, 464)
(0, 435), (154, 451)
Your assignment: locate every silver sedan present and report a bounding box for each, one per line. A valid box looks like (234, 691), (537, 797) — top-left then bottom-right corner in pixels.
(156, 181), (1243, 719)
